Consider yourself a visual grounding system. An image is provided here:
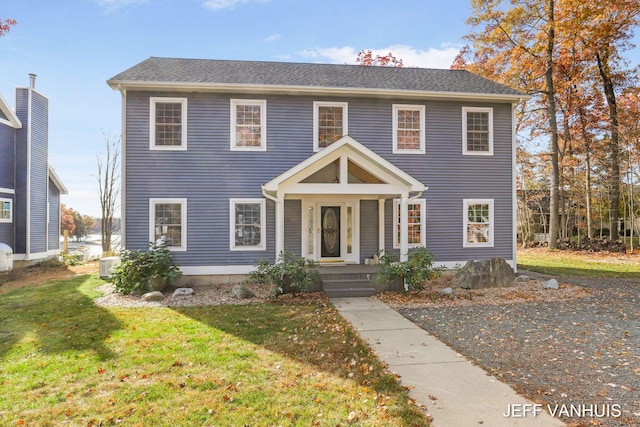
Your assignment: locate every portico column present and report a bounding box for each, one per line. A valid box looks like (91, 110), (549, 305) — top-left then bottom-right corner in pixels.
(275, 194), (285, 256)
(400, 192), (408, 261)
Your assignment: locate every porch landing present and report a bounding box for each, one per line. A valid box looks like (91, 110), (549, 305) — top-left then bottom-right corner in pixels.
(318, 264), (400, 298)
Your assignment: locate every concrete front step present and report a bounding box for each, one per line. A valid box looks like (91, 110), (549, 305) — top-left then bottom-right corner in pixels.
(323, 279), (377, 298)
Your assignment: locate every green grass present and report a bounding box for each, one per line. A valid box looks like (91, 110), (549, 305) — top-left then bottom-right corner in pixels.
(0, 274), (429, 426)
(517, 248), (640, 278)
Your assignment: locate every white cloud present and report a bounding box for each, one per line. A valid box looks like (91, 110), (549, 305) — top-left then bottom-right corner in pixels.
(300, 44), (462, 69)
(264, 34), (282, 43)
(202, 0), (269, 11)
(97, 0), (149, 13)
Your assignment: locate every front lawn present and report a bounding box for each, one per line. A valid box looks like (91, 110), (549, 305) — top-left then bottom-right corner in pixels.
(0, 273), (429, 426)
(517, 247), (640, 278)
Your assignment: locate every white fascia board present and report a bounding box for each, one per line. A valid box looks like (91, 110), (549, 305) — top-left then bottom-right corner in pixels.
(0, 93), (22, 128)
(107, 80), (529, 103)
(48, 165), (68, 194)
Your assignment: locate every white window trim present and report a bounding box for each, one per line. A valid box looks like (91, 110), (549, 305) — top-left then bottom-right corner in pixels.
(313, 101), (348, 152)
(393, 198), (426, 249)
(0, 197), (12, 223)
(462, 107), (493, 156)
(149, 97), (188, 151)
(149, 198), (187, 251)
(463, 198), (494, 248)
(230, 198), (266, 251)
(392, 104), (425, 154)
(230, 99), (267, 151)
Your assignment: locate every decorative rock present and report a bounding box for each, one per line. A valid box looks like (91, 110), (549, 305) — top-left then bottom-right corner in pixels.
(515, 274), (531, 282)
(172, 288), (194, 297)
(438, 287), (453, 295)
(451, 258), (516, 289)
(543, 279), (559, 290)
(142, 291), (165, 302)
(231, 285), (256, 300)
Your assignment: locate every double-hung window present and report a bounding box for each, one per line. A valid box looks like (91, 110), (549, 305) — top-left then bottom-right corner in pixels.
(150, 97), (187, 150)
(314, 101), (348, 151)
(463, 199), (494, 247)
(231, 99), (266, 151)
(149, 199), (187, 251)
(462, 107), (493, 155)
(0, 198), (12, 223)
(393, 105), (425, 154)
(230, 199), (266, 251)
(393, 199), (426, 249)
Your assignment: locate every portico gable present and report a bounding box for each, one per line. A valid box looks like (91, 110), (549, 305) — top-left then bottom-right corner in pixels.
(263, 136), (427, 262)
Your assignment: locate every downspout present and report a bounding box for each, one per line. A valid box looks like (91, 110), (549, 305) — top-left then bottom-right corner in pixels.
(118, 85), (127, 251)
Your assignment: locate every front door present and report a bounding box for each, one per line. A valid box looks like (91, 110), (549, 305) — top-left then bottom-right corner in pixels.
(321, 206), (341, 258)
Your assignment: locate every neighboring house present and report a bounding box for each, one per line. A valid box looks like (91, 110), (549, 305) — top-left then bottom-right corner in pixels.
(0, 75), (68, 265)
(107, 57), (525, 279)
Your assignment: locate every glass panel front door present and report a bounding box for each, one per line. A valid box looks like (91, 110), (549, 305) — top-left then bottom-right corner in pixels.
(321, 206), (341, 258)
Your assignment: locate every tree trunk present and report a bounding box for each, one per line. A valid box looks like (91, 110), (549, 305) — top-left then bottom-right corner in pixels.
(546, 0), (560, 249)
(596, 50), (621, 241)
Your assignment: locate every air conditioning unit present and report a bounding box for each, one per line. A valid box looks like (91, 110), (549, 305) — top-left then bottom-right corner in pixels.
(99, 256), (120, 279)
(0, 242), (13, 272)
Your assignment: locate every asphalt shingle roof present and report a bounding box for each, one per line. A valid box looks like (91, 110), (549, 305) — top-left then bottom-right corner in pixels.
(107, 57), (523, 97)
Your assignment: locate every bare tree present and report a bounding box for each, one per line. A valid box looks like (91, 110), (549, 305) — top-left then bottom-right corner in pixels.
(97, 133), (120, 255)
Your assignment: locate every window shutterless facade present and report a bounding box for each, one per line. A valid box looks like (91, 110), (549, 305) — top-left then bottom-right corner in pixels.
(150, 97), (187, 150)
(393, 104), (425, 154)
(314, 101), (348, 151)
(462, 107), (493, 155)
(463, 199), (494, 247)
(393, 199), (426, 249)
(230, 99), (266, 151)
(0, 198), (12, 222)
(149, 198), (187, 251)
(230, 198), (266, 251)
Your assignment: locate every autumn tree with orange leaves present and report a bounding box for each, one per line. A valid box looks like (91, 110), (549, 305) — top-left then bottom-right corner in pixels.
(356, 50), (404, 67)
(456, 0), (640, 247)
(0, 19), (16, 36)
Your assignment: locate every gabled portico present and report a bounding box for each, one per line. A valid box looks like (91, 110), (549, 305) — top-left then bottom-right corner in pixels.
(262, 136), (427, 263)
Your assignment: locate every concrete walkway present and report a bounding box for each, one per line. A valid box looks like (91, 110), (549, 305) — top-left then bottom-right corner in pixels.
(331, 297), (565, 427)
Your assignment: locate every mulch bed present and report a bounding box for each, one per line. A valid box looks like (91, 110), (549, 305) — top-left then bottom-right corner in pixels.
(390, 273), (640, 426)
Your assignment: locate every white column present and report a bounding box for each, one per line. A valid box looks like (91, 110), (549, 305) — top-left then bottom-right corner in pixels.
(275, 195), (285, 257)
(378, 199), (385, 253)
(400, 192), (408, 261)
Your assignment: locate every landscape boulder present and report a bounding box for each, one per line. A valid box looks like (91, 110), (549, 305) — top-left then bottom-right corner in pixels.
(141, 291), (165, 302)
(451, 258), (516, 289)
(172, 288), (194, 297)
(231, 285), (256, 300)
(543, 279), (559, 290)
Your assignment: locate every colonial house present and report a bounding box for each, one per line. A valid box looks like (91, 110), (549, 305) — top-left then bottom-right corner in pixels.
(107, 57), (524, 284)
(0, 75), (67, 265)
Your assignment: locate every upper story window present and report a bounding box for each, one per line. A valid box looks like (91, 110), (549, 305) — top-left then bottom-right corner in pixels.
(314, 101), (348, 151)
(463, 199), (494, 247)
(150, 97), (187, 150)
(0, 198), (12, 223)
(462, 107), (493, 155)
(393, 199), (426, 249)
(149, 198), (187, 251)
(230, 198), (266, 251)
(231, 99), (266, 151)
(393, 105), (425, 154)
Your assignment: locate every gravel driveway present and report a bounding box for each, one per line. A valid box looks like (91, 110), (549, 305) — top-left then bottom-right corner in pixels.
(396, 273), (640, 427)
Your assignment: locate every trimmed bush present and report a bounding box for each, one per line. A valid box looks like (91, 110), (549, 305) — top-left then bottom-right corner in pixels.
(111, 243), (182, 295)
(247, 251), (319, 298)
(376, 247), (444, 293)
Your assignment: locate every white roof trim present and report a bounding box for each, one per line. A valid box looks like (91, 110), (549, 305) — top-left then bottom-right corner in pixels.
(108, 81), (529, 103)
(49, 165), (68, 195)
(263, 135), (426, 194)
(0, 93), (22, 129)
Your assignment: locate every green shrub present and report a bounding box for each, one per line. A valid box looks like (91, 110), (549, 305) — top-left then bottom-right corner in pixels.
(111, 243), (182, 295)
(376, 247), (444, 293)
(246, 251), (319, 298)
(62, 253), (84, 266)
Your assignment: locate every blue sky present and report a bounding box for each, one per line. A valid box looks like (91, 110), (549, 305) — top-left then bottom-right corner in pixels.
(1, 0), (638, 217)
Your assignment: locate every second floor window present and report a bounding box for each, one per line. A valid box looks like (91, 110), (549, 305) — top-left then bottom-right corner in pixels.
(150, 97), (187, 150)
(231, 99), (266, 151)
(393, 104), (425, 154)
(314, 101), (348, 151)
(462, 107), (493, 155)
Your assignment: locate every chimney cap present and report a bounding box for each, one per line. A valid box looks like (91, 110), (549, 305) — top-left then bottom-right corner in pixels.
(28, 73), (37, 89)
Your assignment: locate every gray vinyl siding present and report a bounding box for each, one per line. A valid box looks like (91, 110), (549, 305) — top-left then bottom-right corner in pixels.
(48, 179), (60, 250)
(283, 200), (301, 255)
(0, 123), (14, 190)
(359, 200), (379, 262)
(124, 91), (514, 266)
(14, 89), (28, 254)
